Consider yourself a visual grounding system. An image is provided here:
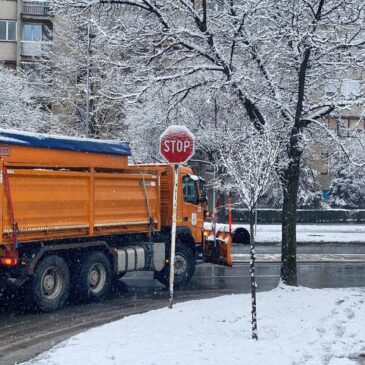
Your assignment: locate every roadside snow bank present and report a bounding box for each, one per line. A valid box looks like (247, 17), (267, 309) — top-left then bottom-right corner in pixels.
(205, 223), (365, 243)
(25, 286), (365, 365)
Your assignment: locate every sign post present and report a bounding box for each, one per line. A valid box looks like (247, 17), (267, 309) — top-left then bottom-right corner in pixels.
(169, 163), (179, 309)
(159, 126), (195, 309)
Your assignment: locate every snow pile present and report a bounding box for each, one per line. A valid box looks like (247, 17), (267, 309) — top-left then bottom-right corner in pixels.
(25, 286), (365, 365)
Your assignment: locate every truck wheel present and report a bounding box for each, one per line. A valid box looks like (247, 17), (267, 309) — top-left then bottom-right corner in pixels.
(31, 255), (70, 312)
(155, 243), (195, 287)
(233, 228), (251, 245)
(73, 252), (112, 303)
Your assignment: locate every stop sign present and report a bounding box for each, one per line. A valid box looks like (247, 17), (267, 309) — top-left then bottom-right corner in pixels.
(159, 125), (195, 164)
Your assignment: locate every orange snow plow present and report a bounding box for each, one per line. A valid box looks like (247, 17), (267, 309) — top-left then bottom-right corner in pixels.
(203, 228), (233, 267)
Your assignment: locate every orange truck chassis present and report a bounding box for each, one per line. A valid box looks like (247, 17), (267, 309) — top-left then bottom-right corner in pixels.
(0, 129), (233, 311)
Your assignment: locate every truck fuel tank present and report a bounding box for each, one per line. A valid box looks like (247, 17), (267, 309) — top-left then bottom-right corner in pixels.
(116, 242), (165, 274)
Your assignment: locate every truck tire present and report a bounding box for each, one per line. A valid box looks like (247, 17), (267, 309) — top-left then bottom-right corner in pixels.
(154, 243), (195, 287)
(31, 255), (70, 312)
(73, 252), (112, 303)
(232, 228), (250, 245)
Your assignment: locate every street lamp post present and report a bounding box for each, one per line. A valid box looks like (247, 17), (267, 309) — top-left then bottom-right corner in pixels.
(85, 21), (92, 138)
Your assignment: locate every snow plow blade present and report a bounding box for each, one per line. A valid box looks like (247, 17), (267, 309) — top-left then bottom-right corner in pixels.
(203, 229), (233, 267)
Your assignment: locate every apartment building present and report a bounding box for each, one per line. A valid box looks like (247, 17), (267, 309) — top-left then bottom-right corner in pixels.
(0, 0), (52, 72)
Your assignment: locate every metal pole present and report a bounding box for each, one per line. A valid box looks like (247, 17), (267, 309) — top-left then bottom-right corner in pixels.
(212, 183), (216, 247)
(168, 164), (179, 309)
(254, 207), (258, 240)
(228, 197), (232, 235)
(85, 21), (91, 138)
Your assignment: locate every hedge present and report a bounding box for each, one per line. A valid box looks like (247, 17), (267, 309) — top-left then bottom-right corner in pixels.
(218, 209), (365, 224)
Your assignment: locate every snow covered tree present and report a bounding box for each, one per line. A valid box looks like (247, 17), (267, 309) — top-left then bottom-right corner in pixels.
(0, 65), (56, 132)
(328, 142), (365, 209)
(219, 126), (281, 220)
(218, 124), (281, 340)
(329, 166), (365, 209)
(52, 0), (365, 285)
(297, 165), (325, 209)
(27, 13), (128, 139)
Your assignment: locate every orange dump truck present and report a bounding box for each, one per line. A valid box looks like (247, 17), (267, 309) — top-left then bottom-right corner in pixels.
(0, 129), (232, 311)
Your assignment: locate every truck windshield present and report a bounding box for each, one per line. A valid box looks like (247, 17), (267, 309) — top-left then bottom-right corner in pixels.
(183, 175), (199, 205)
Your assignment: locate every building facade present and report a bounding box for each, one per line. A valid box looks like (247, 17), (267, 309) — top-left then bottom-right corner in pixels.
(0, 0), (52, 70)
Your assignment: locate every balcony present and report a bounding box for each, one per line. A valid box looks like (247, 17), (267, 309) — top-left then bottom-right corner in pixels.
(22, 1), (51, 17)
(21, 41), (50, 57)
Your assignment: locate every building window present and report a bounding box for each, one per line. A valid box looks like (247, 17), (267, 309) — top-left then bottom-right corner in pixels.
(0, 20), (17, 41)
(324, 82), (337, 97)
(23, 23), (42, 42)
(325, 79), (363, 98)
(208, 0), (224, 12)
(341, 80), (362, 98)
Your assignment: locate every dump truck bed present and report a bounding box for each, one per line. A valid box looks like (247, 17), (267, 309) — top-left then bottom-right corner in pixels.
(0, 130), (160, 246)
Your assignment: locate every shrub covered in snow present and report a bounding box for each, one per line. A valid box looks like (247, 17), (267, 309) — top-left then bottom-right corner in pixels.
(329, 165), (365, 209)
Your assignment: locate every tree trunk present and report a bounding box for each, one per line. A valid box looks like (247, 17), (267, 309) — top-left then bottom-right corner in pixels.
(249, 207), (258, 340)
(280, 145), (302, 286)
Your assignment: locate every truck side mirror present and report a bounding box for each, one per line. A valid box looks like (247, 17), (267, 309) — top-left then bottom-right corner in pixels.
(199, 178), (207, 203)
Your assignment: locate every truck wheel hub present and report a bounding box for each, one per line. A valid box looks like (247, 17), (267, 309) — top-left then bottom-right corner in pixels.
(174, 254), (187, 276)
(44, 276), (55, 291)
(41, 267), (62, 299)
(88, 263), (106, 293)
(89, 270), (99, 285)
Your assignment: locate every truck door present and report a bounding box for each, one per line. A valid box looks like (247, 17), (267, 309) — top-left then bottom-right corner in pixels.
(181, 174), (204, 243)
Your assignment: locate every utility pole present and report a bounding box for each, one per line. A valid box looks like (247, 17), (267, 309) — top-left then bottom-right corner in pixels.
(85, 21), (91, 138)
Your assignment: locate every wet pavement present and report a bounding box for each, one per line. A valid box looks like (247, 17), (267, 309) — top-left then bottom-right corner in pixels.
(0, 244), (365, 365)
(232, 242), (365, 255)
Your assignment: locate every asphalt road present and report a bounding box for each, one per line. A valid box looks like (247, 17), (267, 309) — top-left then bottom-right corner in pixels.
(0, 243), (365, 365)
(232, 242), (365, 255)
(232, 242), (365, 263)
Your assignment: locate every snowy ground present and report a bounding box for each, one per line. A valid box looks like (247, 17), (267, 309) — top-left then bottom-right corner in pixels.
(206, 223), (365, 243)
(24, 286), (365, 365)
